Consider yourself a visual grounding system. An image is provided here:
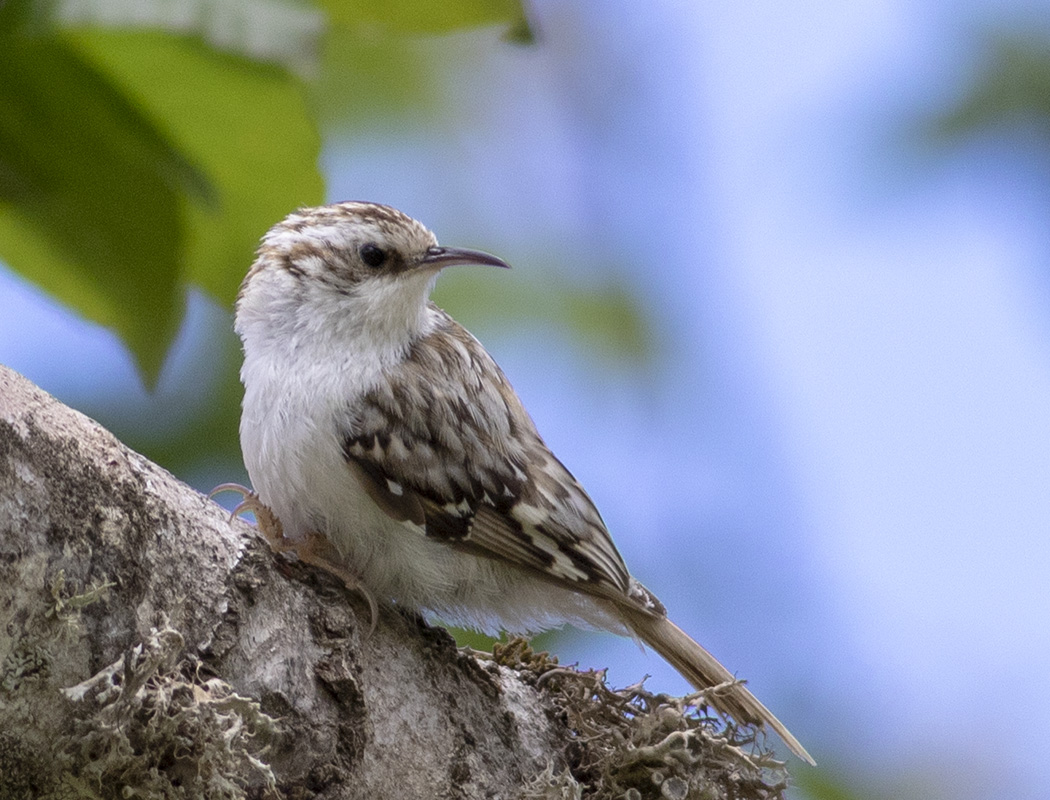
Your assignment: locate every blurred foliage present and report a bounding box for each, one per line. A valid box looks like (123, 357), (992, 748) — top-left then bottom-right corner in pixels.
(121, 330), (247, 481)
(445, 625), (562, 656)
(0, 0), (659, 495)
(0, 1), (215, 385)
(794, 771), (867, 800)
(794, 767), (945, 800)
(435, 266), (652, 363)
(311, 24), (436, 131)
(929, 30), (1050, 145)
(0, 0), (528, 384)
(319, 0), (531, 40)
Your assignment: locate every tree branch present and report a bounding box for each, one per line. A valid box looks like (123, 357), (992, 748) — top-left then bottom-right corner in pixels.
(0, 365), (790, 800)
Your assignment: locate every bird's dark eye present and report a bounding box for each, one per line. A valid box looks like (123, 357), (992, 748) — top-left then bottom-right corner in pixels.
(360, 244), (387, 268)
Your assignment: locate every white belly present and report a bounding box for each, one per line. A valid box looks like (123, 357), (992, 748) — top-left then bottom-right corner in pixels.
(239, 357), (445, 601)
(238, 351), (621, 637)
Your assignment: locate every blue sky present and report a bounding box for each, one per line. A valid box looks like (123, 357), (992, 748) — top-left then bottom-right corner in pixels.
(3, 1), (1050, 796)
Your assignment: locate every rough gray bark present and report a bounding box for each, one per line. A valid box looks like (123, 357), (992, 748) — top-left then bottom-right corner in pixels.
(0, 364), (569, 799)
(0, 364), (790, 800)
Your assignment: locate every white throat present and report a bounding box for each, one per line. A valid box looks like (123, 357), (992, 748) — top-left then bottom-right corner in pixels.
(238, 265), (440, 381)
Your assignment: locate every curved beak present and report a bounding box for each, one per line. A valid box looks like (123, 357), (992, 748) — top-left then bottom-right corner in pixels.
(419, 246), (510, 271)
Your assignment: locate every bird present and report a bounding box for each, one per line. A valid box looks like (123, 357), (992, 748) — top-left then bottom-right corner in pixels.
(230, 200), (814, 765)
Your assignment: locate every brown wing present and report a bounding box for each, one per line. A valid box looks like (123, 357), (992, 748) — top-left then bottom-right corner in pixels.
(340, 308), (632, 599)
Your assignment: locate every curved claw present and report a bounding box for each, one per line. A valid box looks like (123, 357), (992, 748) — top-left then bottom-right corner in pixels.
(209, 483), (260, 523)
(208, 483), (379, 636)
(293, 531), (379, 637)
(208, 482), (252, 501)
(230, 495), (266, 522)
(359, 586), (379, 638)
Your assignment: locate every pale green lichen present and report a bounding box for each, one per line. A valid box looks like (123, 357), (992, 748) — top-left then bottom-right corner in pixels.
(1, 569), (281, 800)
(46, 568), (116, 622)
(1, 639), (52, 693)
(520, 760), (585, 800)
(490, 639), (790, 800)
(0, 567), (111, 694)
(47, 625), (280, 800)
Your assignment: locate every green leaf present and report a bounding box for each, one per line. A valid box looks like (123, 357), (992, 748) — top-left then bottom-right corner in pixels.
(65, 30), (325, 307)
(310, 0), (531, 130)
(310, 22), (437, 130)
(0, 18), (323, 384)
(0, 0), (528, 386)
(929, 32), (1050, 141)
(0, 32), (207, 384)
(318, 0), (531, 38)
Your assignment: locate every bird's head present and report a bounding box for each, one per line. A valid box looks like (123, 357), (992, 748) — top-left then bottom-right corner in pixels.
(236, 201), (508, 359)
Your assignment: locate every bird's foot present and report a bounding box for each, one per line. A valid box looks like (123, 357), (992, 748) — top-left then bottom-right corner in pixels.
(282, 529), (380, 637)
(208, 483), (285, 545)
(208, 483), (379, 635)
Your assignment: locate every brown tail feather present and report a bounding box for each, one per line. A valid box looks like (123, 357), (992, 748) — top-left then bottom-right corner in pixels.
(624, 610), (815, 766)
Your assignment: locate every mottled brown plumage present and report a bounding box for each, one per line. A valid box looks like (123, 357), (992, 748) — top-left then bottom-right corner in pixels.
(234, 201), (814, 765)
(341, 303), (636, 601)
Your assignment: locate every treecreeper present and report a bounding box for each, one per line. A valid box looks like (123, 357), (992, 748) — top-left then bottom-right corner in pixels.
(222, 200), (814, 766)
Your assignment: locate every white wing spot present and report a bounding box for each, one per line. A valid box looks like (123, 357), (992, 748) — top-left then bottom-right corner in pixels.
(386, 479), (404, 496)
(513, 503), (547, 526)
(442, 499), (472, 515)
(523, 527), (589, 582)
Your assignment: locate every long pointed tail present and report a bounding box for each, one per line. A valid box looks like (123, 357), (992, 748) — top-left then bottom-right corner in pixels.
(624, 610), (815, 766)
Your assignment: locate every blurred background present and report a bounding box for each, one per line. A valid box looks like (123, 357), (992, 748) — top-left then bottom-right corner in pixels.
(3, 0), (1050, 797)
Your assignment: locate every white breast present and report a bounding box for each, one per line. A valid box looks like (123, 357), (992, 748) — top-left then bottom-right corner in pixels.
(236, 278), (620, 635)
(237, 296), (458, 600)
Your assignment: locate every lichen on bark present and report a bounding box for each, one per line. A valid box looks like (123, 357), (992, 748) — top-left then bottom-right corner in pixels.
(0, 364), (794, 799)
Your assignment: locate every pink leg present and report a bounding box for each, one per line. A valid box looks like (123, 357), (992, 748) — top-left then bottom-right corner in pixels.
(209, 484), (378, 634)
